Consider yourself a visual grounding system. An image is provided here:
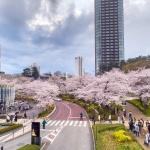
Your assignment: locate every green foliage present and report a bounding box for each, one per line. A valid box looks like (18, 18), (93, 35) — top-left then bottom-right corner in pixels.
(127, 100), (150, 116)
(121, 55), (150, 73)
(0, 124), (23, 135)
(0, 123), (14, 126)
(32, 66), (40, 79)
(22, 68), (31, 77)
(38, 105), (54, 118)
(93, 124), (143, 150)
(17, 144), (44, 150)
(113, 130), (132, 142)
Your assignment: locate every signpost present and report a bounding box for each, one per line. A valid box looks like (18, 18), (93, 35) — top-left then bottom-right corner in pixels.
(31, 122), (41, 145)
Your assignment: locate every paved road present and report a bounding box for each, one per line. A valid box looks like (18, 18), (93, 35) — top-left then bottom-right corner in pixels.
(1, 101), (94, 150)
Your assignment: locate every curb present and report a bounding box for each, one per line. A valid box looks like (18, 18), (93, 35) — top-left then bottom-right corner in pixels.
(40, 142), (46, 150)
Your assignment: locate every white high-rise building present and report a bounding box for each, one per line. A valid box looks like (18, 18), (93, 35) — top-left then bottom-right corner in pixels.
(75, 57), (84, 77)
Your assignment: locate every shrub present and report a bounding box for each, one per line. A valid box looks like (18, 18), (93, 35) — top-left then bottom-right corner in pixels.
(0, 124), (23, 135)
(113, 130), (132, 142)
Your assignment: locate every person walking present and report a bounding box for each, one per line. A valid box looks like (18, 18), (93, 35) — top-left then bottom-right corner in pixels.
(147, 123), (150, 134)
(108, 114), (112, 124)
(118, 114), (121, 123)
(42, 119), (47, 129)
(24, 111), (27, 118)
(6, 114), (10, 123)
(80, 112), (83, 121)
(128, 111), (132, 120)
(14, 114), (18, 122)
(135, 124), (140, 137)
(122, 115), (125, 124)
(92, 116), (95, 124)
(98, 114), (101, 123)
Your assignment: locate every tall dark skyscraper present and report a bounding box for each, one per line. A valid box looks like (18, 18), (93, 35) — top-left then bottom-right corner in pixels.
(95, 0), (124, 75)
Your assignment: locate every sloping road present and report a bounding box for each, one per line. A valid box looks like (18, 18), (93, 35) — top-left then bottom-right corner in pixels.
(2, 101), (94, 150)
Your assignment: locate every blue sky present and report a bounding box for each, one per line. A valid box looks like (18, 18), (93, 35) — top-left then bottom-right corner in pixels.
(0, 0), (150, 75)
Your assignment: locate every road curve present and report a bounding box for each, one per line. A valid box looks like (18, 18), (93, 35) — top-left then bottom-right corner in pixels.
(51, 101), (87, 121)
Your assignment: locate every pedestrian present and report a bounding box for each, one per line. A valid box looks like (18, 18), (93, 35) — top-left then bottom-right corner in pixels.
(91, 116), (95, 124)
(118, 114), (121, 123)
(146, 120), (149, 127)
(10, 115), (13, 123)
(80, 112), (83, 121)
(14, 114), (18, 122)
(128, 111), (132, 120)
(42, 119), (47, 129)
(98, 114), (101, 123)
(138, 120), (143, 135)
(135, 124), (140, 137)
(129, 120), (134, 132)
(133, 117), (136, 124)
(144, 132), (150, 146)
(6, 114), (10, 123)
(122, 115), (125, 124)
(147, 123), (150, 134)
(24, 111), (27, 118)
(108, 114), (112, 124)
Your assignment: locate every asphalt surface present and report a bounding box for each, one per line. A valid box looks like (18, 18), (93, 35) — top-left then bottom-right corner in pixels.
(1, 101), (94, 150)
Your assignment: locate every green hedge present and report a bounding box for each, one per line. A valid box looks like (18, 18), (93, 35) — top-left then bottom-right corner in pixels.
(0, 123), (23, 135)
(0, 123), (14, 126)
(38, 105), (54, 118)
(17, 144), (44, 150)
(93, 124), (143, 150)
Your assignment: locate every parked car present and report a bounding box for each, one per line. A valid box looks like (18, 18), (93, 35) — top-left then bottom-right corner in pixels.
(54, 98), (62, 102)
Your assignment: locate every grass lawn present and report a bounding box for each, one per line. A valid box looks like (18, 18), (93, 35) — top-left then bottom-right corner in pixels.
(93, 124), (144, 150)
(127, 100), (150, 116)
(17, 144), (44, 150)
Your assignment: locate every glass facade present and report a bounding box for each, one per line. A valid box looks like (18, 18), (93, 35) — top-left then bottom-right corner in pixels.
(95, 0), (124, 75)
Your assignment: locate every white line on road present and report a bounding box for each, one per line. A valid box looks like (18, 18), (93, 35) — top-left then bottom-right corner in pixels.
(78, 121), (82, 126)
(69, 121), (73, 126)
(60, 120), (65, 126)
(55, 120), (61, 126)
(40, 129), (53, 132)
(64, 120), (69, 126)
(50, 120), (57, 126)
(84, 121), (87, 127)
(46, 120), (52, 125)
(74, 121), (78, 126)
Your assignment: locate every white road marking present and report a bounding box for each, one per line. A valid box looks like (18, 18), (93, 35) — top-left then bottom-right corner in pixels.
(84, 121), (87, 127)
(74, 121), (78, 126)
(50, 120), (57, 126)
(69, 121), (73, 126)
(55, 120), (61, 126)
(46, 120), (52, 125)
(60, 120), (65, 126)
(64, 120), (69, 126)
(78, 121), (82, 126)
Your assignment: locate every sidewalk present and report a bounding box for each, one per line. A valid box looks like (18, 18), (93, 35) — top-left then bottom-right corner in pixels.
(0, 118), (43, 144)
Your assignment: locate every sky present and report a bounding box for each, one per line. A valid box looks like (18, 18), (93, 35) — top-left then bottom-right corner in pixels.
(0, 0), (150, 75)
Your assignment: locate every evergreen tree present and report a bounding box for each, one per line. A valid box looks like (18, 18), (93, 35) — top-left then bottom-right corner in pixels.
(32, 66), (40, 79)
(22, 68), (32, 77)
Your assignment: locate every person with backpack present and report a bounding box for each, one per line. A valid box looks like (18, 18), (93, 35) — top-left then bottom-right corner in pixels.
(80, 112), (83, 121)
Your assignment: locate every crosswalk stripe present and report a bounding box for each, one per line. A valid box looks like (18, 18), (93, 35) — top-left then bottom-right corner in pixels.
(55, 120), (61, 126)
(69, 121), (73, 126)
(64, 120), (69, 126)
(47, 120), (52, 126)
(60, 120), (65, 126)
(84, 121), (87, 127)
(74, 121), (78, 126)
(50, 120), (57, 126)
(78, 121), (82, 126)
(47, 120), (87, 127)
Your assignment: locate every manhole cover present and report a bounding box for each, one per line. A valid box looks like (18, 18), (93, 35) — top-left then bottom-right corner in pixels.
(17, 143), (25, 146)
